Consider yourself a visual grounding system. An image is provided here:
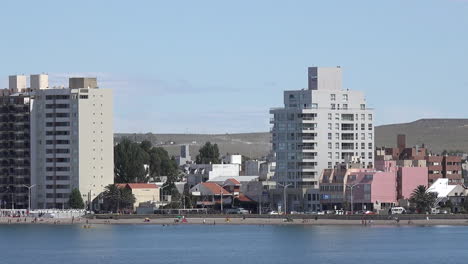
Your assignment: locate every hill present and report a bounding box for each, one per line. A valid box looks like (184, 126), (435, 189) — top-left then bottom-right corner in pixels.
(114, 132), (272, 159)
(374, 119), (468, 153)
(115, 119), (468, 158)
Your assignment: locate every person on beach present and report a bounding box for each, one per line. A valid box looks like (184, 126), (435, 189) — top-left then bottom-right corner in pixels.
(203, 218), (206, 224)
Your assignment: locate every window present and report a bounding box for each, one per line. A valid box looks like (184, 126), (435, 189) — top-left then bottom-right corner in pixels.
(361, 133), (365, 140)
(361, 124), (365, 130)
(365, 175), (373, 180)
(361, 114), (365, 120)
(335, 123), (340, 130)
(335, 143), (339, 149)
(331, 104), (336, 110)
(328, 113), (332, 120)
(328, 123), (332, 130)
(343, 104), (348, 110)
(79, 95), (88, 99)
(368, 143), (373, 149)
(335, 152), (340, 159)
(343, 94), (348, 101)
(361, 143), (365, 149)
(360, 104), (365, 110)
(368, 114), (373, 121)
(368, 124), (373, 130)
(328, 152), (332, 159)
(368, 133), (373, 140)
(331, 94), (336, 101)
(361, 152), (365, 159)
(328, 142), (332, 149)
(335, 133), (339, 140)
(328, 133), (332, 140)
(369, 152), (373, 159)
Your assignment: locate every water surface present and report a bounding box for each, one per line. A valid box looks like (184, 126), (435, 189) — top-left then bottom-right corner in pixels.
(0, 224), (465, 264)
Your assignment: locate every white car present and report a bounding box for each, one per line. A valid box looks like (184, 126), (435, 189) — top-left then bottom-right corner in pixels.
(268, 211), (279, 215)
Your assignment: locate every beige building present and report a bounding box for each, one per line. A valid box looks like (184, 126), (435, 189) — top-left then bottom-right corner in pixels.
(117, 183), (160, 210)
(29, 75), (114, 209)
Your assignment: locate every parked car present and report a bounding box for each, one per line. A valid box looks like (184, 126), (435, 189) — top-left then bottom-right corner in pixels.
(268, 211), (279, 215)
(364, 211), (376, 215)
(290, 211), (304, 215)
(225, 208), (249, 214)
(390, 207), (406, 215)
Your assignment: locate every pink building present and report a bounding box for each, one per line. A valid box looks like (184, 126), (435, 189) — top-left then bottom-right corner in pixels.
(320, 159), (428, 212)
(344, 168), (397, 211)
(398, 167), (428, 199)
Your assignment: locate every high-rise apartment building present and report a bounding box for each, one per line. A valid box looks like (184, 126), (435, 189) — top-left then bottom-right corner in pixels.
(270, 67), (374, 212)
(0, 74), (113, 209)
(0, 89), (31, 209)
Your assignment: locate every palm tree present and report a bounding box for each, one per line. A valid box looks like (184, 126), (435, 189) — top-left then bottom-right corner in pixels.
(410, 185), (437, 213)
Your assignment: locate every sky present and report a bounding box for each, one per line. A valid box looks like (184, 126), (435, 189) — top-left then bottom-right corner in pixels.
(0, 0), (467, 133)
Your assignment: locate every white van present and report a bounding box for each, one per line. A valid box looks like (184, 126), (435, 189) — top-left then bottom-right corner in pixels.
(390, 207), (406, 215)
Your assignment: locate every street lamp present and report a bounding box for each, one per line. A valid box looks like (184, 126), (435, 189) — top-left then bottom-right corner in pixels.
(159, 184), (170, 203)
(22, 184), (36, 213)
(220, 184), (228, 213)
(346, 183), (363, 214)
(277, 183), (292, 215)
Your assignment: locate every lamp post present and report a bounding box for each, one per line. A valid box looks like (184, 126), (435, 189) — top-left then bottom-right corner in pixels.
(22, 184), (36, 213)
(159, 184), (169, 203)
(277, 183), (292, 215)
(220, 184), (229, 214)
(346, 183), (363, 214)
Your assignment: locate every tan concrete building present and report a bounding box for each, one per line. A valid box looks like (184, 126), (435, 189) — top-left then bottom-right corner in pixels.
(117, 183), (160, 210)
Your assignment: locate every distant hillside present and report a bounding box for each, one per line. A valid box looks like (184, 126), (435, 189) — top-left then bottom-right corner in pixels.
(375, 119), (468, 153)
(115, 119), (468, 158)
(114, 132), (272, 159)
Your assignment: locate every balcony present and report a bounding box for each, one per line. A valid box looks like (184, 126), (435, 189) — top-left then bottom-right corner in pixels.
(301, 127), (315, 133)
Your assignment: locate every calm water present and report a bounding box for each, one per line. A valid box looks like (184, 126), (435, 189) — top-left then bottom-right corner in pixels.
(0, 224), (467, 264)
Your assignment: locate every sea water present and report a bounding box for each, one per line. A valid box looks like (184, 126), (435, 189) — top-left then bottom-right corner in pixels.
(0, 224), (465, 264)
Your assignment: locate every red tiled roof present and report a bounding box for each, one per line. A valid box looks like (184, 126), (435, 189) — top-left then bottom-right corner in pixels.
(201, 182), (231, 195)
(225, 178), (241, 185)
(127, 183), (158, 189)
(237, 194), (253, 202)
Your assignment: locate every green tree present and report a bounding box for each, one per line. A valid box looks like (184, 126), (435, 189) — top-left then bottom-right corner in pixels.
(102, 184), (136, 213)
(148, 147), (178, 179)
(114, 138), (149, 183)
(410, 185), (437, 213)
(140, 140), (153, 154)
(69, 188), (85, 209)
(462, 198), (468, 213)
(195, 142), (221, 164)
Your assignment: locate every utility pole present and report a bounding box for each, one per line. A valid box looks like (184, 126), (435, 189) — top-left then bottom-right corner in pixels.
(22, 184), (36, 213)
(346, 183), (362, 214)
(277, 183), (292, 214)
(220, 184), (228, 213)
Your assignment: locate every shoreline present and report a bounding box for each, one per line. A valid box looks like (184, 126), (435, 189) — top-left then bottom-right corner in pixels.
(2, 217), (468, 226)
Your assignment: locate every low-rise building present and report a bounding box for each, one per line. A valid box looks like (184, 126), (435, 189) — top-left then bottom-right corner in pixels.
(117, 183), (160, 210)
(185, 163), (240, 187)
(190, 182), (232, 208)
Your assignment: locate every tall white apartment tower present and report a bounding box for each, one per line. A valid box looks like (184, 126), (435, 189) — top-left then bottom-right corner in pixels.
(31, 77), (113, 209)
(270, 67), (374, 212)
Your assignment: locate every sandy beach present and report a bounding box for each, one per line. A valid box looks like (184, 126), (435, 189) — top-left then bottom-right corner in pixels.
(2, 216), (468, 226)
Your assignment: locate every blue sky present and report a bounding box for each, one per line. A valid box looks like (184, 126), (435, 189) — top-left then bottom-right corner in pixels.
(0, 0), (467, 133)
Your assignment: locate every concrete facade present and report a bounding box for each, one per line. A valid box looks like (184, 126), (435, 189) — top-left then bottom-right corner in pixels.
(0, 95), (31, 209)
(271, 66), (374, 212)
(30, 76), (113, 209)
